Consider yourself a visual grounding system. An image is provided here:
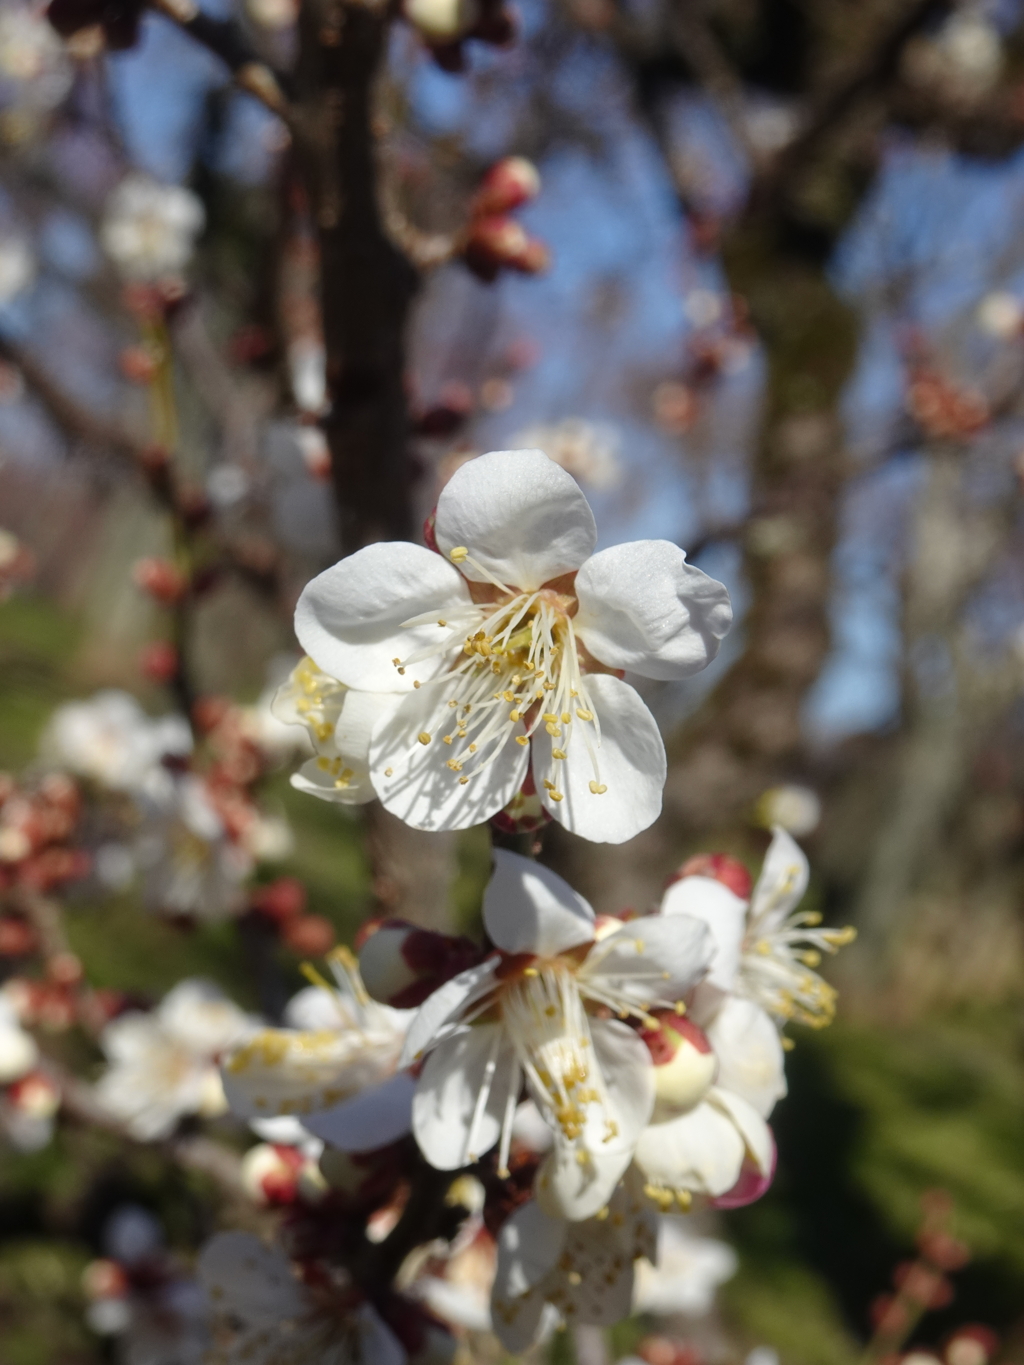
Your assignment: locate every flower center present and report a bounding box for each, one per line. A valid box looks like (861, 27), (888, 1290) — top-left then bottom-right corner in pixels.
(395, 550), (607, 798)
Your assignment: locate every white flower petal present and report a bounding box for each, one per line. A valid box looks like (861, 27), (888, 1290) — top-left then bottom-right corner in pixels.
(490, 1286), (550, 1355)
(304, 1072), (416, 1151)
(586, 1016), (655, 1153)
(750, 827), (809, 932)
(535, 1139), (632, 1222)
(494, 1199), (567, 1300)
(369, 686), (529, 832)
(659, 876), (747, 993)
(584, 914), (711, 1010)
(533, 673), (666, 843)
(399, 958), (500, 1067)
(483, 850), (594, 957)
(290, 758), (376, 804)
(156, 978), (251, 1056)
(412, 1024), (519, 1169)
(633, 1218), (737, 1316)
(197, 1231), (304, 1323)
(434, 449), (597, 590)
(574, 540), (732, 679)
(705, 997), (786, 1118)
(634, 1102), (746, 1197)
(221, 1027), (400, 1119)
(707, 1086), (774, 1174)
(295, 542), (471, 692)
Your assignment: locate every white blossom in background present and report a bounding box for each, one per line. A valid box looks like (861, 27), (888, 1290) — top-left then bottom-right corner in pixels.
(0, 0), (72, 116)
(0, 981), (37, 1082)
(240, 660), (315, 766)
(632, 1216), (737, 1315)
(397, 851), (711, 1218)
(221, 948), (415, 1154)
(661, 827), (854, 1030)
(198, 1231), (406, 1365)
(490, 1172), (656, 1352)
(976, 291), (1023, 339)
(41, 690), (191, 801)
(0, 233), (33, 303)
(509, 419), (622, 490)
(295, 449), (731, 843)
(95, 979), (253, 1140)
(100, 174), (205, 283)
(754, 783), (821, 837)
(135, 775), (252, 921)
(272, 656), (394, 805)
(403, 0), (476, 41)
(246, 0), (298, 29)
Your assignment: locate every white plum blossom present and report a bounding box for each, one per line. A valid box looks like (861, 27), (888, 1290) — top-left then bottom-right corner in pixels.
(0, 0), (72, 116)
(0, 234), (33, 304)
(135, 775), (252, 922)
(510, 418), (622, 490)
(632, 1216), (737, 1316)
(95, 979), (253, 1140)
(101, 174), (205, 283)
(294, 449), (731, 843)
(755, 783), (821, 837)
(221, 949), (415, 1154)
(662, 827), (855, 1030)
(198, 1231), (405, 1365)
(398, 851), (711, 1218)
(0, 982), (37, 1083)
(41, 690), (192, 800)
(272, 656), (394, 806)
(490, 1171), (656, 1352)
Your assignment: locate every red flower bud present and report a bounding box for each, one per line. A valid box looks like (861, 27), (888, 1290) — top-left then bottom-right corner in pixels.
(472, 157), (541, 217)
(282, 915), (336, 956)
(358, 918), (485, 1007)
(0, 917), (36, 956)
(668, 851), (752, 900)
(119, 345), (161, 384)
(250, 877), (307, 924)
(132, 557), (187, 605)
(140, 641), (179, 683)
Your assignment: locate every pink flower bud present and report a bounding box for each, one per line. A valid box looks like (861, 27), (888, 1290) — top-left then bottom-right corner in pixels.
(472, 157), (541, 217)
(710, 1136), (777, 1208)
(639, 1012), (717, 1119)
(668, 851), (752, 900)
(139, 641), (179, 683)
(132, 557), (186, 605)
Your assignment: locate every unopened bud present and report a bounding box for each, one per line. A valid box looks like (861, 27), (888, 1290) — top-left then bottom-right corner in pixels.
(119, 344), (161, 384)
(710, 1139), (777, 1209)
(669, 851), (752, 900)
(640, 1012), (717, 1120)
(7, 1070), (60, 1118)
(240, 1142), (304, 1205)
(139, 640), (179, 683)
(251, 877), (307, 924)
(282, 914), (336, 956)
(132, 557), (187, 605)
(81, 1258), (129, 1301)
(472, 157), (541, 217)
(404, 0), (476, 40)
(463, 216), (548, 281)
(358, 919), (484, 1008)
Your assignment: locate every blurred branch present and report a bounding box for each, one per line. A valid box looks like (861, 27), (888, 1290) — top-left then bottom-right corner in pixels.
(665, 0), (759, 166)
(149, 0), (294, 124)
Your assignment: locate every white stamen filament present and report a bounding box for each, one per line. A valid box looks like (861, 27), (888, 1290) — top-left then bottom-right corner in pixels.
(395, 569), (607, 791)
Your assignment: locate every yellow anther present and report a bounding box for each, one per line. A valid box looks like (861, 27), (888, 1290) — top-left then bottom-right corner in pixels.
(515, 736), (529, 746)
(397, 667), (406, 675)
(543, 779), (556, 791)
(675, 1189), (692, 1210)
(502, 691), (516, 703)
(459, 776), (469, 785)
(549, 790), (564, 802)
(316, 756), (332, 771)
(448, 699), (459, 709)
(782, 1037), (795, 1051)
(392, 657), (400, 665)
(576, 708), (593, 721)
(561, 711), (571, 723)
(674, 1000), (686, 1014)
(542, 712), (559, 723)
(418, 732), (431, 745)
(568, 1271), (582, 1286)
(446, 759), (463, 771)
(443, 735), (453, 745)
(545, 723), (561, 736)
(588, 781), (607, 795)
(384, 767), (393, 777)
(509, 710), (521, 722)
(449, 546), (468, 562)
(552, 749), (566, 760)
(413, 679), (421, 689)
(523, 966), (539, 976)
(468, 743), (477, 753)
(437, 619), (447, 627)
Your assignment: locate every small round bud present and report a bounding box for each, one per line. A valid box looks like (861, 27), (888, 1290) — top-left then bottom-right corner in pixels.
(131, 557), (187, 605)
(282, 914), (336, 956)
(251, 877), (307, 924)
(139, 640), (179, 683)
(472, 157), (541, 217)
(641, 1013), (717, 1120)
(669, 851), (752, 900)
